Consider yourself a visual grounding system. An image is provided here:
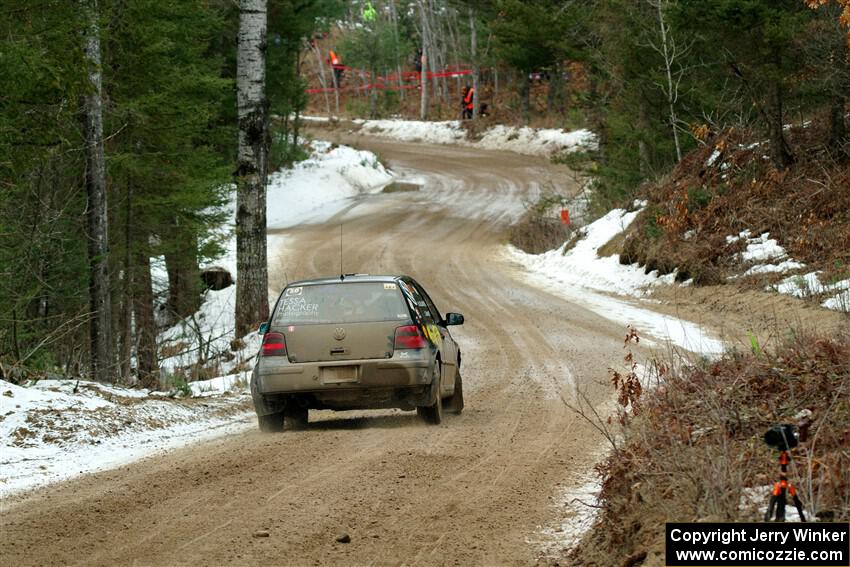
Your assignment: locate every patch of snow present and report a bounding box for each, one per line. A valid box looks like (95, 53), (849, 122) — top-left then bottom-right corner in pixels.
(533, 474), (602, 558)
(726, 229), (752, 244)
(474, 124), (597, 155)
(299, 115), (335, 122)
(267, 141), (394, 229)
(772, 272), (827, 298)
(743, 260), (805, 277)
(727, 230), (806, 279)
(706, 149), (721, 167)
(740, 232), (787, 262)
(740, 486), (808, 522)
(770, 272), (850, 312)
(189, 372), (250, 398)
(361, 119), (465, 145)
(823, 289), (850, 312)
(0, 378), (252, 496)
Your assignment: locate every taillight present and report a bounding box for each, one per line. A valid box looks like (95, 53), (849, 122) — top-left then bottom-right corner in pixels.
(261, 332), (286, 357)
(394, 325), (427, 349)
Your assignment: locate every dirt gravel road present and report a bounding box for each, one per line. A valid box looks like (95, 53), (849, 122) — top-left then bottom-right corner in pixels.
(1, 137), (638, 567)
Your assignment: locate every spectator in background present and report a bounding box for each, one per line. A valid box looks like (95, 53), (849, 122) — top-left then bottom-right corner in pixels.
(461, 85), (474, 119)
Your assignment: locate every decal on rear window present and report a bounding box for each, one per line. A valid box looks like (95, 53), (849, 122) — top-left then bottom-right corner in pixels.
(280, 297), (319, 319)
(272, 282), (411, 325)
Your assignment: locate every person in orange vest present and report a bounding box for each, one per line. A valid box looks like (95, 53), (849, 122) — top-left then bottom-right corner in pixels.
(461, 85), (474, 119)
(328, 49), (344, 87)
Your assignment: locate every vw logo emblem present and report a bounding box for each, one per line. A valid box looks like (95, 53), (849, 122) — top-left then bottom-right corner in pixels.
(333, 327), (346, 340)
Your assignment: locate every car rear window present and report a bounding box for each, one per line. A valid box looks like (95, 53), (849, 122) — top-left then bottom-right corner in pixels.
(273, 282), (411, 325)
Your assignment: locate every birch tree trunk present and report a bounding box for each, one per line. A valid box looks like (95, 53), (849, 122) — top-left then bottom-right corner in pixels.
(82, 0), (113, 383)
(654, 0), (682, 162)
(235, 0), (270, 337)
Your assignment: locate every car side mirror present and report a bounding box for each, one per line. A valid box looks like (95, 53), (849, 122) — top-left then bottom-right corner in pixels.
(258, 321), (269, 335)
(445, 312), (464, 326)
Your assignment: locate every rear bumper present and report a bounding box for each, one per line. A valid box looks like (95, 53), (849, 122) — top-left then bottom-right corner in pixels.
(254, 355), (433, 395)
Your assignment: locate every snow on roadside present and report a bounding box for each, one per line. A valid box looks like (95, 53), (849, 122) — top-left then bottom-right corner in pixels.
(474, 123), (597, 156)
(507, 206), (673, 298)
(203, 140), (394, 279)
(0, 378), (252, 496)
(532, 473), (603, 559)
(333, 117), (597, 157)
(267, 140), (393, 229)
(357, 118), (466, 145)
(505, 204), (725, 355)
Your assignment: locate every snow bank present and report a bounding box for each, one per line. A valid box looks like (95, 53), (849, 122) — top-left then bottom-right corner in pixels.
(339, 117), (597, 157)
(0, 378), (252, 496)
(358, 119), (466, 145)
(267, 140), (394, 229)
(202, 140), (393, 279)
(508, 206), (672, 298)
(474, 124), (597, 156)
(506, 204), (725, 355)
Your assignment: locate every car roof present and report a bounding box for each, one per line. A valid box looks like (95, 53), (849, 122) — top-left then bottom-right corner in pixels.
(286, 274), (407, 287)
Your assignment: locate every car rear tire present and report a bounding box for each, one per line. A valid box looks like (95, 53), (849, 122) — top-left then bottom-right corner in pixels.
(417, 367), (443, 425)
(284, 404), (309, 430)
(258, 412), (284, 433)
(444, 371), (464, 415)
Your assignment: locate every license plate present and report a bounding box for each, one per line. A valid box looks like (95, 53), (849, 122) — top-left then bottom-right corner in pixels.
(321, 366), (358, 384)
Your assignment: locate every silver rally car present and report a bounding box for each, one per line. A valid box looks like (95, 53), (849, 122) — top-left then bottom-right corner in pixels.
(250, 275), (465, 431)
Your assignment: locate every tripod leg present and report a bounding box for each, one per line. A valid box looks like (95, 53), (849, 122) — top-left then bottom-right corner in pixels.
(766, 492), (779, 522)
(776, 494), (786, 522)
(791, 491), (806, 522)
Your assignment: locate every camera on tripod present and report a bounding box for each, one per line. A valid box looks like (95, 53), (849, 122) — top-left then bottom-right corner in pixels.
(764, 424), (798, 451)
